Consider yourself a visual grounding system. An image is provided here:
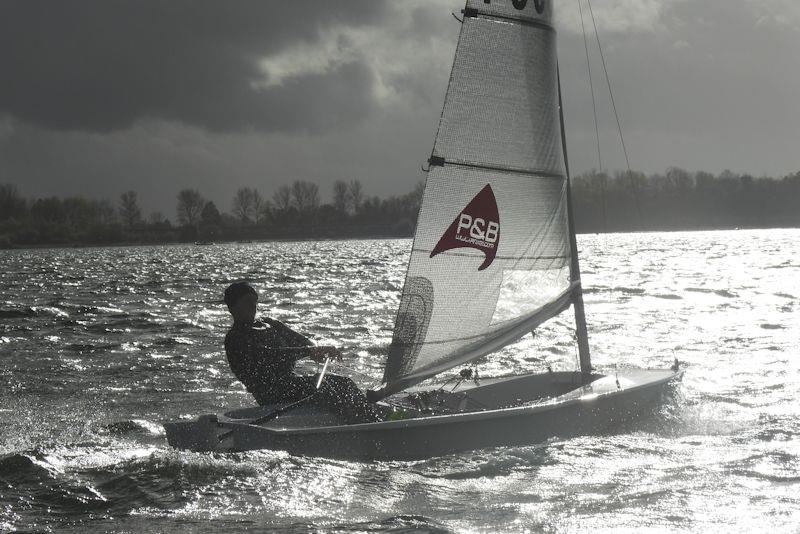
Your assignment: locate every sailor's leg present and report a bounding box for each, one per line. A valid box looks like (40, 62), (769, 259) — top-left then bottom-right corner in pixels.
(256, 375), (316, 405)
(315, 374), (383, 424)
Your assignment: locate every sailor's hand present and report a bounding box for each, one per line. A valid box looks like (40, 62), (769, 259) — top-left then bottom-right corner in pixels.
(310, 346), (343, 362)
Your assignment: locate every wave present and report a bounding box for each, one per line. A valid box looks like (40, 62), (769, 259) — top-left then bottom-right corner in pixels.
(83, 318), (159, 333)
(276, 274), (307, 283)
(65, 342), (122, 353)
(0, 450), (172, 519)
(0, 306), (68, 319)
(724, 451), (800, 483)
(685, 287), (738, 298)
(765, 262), (799, 270)
(652, 293), (683, 300)
(103, 419), (164, 436)
(152, 336), (196, 347)
(412, 447), (548, 481)
(0, 446), (276, 524)
(611, 286), (647, 295)
(334, 515), (453, 534)
(0, 451), (56, 484)
(0, 308), (36, 319)
(0, 451), (114, 520)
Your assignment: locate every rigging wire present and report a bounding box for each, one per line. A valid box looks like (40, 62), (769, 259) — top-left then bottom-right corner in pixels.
(333, 360), (378, 385)
(585, 0), (644, 226)
(579, 0), (608, 232)
(586, 0), (629, 173)
(578, 0), (602, 172)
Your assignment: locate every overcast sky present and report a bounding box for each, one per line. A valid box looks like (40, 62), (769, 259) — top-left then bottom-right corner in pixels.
(1, 0), (798, 218)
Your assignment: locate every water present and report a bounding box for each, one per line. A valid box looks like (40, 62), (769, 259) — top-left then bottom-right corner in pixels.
(1, 230), (798, 533)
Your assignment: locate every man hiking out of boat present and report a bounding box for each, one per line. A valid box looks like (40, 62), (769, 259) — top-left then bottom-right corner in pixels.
(223, 281), (383, 424)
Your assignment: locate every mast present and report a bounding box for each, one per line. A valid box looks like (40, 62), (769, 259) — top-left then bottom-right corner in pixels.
(557, 65), (592, 379)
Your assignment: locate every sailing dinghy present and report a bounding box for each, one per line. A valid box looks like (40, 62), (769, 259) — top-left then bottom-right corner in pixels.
(165, 0), (682, 460)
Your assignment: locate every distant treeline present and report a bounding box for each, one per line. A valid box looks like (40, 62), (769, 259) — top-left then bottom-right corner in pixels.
(1, 168), (798, 248)
(0, 179), (424, 247)
(571, 168), (800, 232)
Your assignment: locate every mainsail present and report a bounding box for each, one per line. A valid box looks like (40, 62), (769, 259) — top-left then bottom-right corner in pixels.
(373, 0), (580, 399)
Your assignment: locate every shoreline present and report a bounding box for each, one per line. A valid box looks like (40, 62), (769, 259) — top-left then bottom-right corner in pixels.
(2, 224), (798, 251)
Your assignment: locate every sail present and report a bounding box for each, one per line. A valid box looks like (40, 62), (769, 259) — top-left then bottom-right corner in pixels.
(374, 0), (575, 398)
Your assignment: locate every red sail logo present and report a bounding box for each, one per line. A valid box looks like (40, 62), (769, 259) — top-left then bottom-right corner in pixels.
(430, 184), (500, 271)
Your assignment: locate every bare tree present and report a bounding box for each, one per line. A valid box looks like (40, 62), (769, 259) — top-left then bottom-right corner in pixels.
(98, 199), (117, 225)
(255, 198), (272, 224)
(290, 181), (304, 211)
(232, 187), (256, 223)
(251, 189), (266, 223)
(272, 185), (292, 212)
(332, 180), (349, 213)
(666, 166), (693, 192)
(408, 180), (425, 211)
(176, 189), (205, 226)
(307, 183), (320, 211)
(148, 211), (166, 224)
(201, 201), (222, 226)
(0, 184), (26, 221)
(291, 181), (319, 213)
(348, 179), (363, 213)
(118, 190), (142, 229)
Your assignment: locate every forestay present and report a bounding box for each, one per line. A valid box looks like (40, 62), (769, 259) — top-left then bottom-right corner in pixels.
(372, 0), (577, 399)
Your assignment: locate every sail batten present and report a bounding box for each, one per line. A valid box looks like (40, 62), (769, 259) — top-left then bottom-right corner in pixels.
(469, 13), (555, 33)
(375, 0), (574, 399)
(431, 159), (566, 180)
(411, 250), (569, 261)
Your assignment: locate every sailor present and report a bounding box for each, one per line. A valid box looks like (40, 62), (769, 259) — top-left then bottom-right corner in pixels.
(223, 281), (382, 424)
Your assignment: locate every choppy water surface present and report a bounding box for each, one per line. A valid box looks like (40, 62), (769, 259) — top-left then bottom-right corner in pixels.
(1, 230), (798, 533)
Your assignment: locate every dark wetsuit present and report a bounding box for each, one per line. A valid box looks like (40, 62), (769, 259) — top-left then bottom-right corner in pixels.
(224, 317), (381, 424)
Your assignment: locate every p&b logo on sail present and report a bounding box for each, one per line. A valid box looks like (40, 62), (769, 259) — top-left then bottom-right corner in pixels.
(430, 184), (500, 271)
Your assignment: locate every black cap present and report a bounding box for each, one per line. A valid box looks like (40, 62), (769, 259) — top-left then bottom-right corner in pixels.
(224, 282), (257, 307)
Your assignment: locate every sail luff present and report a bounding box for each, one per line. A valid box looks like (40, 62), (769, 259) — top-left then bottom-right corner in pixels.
(558, 64), (592, 377)
(377, 7), (469, 387)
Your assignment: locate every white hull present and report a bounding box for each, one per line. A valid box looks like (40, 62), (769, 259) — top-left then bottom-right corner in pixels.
(164, 368), (682, 461)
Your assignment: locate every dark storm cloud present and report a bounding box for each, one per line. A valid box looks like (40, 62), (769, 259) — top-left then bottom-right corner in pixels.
(0, 0), (388, 133)
(557, 0), (800, 175)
